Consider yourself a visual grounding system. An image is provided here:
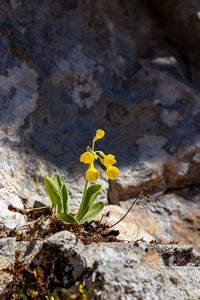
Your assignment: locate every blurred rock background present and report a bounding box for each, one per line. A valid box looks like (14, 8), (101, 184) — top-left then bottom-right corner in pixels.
(0, 0), (199, 250)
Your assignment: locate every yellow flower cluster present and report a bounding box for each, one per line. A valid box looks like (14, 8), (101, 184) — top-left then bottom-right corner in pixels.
(80, 129), (120, 181)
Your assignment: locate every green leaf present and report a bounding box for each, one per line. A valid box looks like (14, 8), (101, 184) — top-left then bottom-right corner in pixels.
(51, 174), (70, 214)
(56, 213), (77, 223)
(43, 175), (62, 213)
(17, 289), (28, 300)
(75, 184), (102, 222)
(61, 183), (69, 213)
(51, 173), (62, 192)
(78, 201), (105, 224)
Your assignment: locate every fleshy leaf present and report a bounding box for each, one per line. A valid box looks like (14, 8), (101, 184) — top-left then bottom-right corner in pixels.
(56, 213), (77, 223)
(61, 183), (69, 213)
(75, 184), (102, 222)
(43, 175), (62, 213)
(78, 201), (105, 224)
(51, 173), (62, 192)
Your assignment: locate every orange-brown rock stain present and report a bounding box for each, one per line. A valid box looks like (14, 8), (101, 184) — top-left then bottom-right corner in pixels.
(142, 247), (160, 266)
(134, 209), (158, 236)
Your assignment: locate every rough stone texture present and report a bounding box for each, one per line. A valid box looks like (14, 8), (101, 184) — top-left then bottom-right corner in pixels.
(0, 0), (199, 205)
(0, 237), (16, 269)
(152, 0), (200, 86)
(96, 187), (200, 252)
(0, 62), (38, 140)
(0, 170), (27, 228)
(97, 204), (154, 242)
(1, 232), (200, 299)
(118, 187), (200, 252)
(0, 0), (199, 268)
(0, 237), (16, 297)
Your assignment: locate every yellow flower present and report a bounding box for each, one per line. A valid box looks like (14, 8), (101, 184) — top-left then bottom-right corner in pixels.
(93, 153), (98, 160)
(101, 153), (116, 167)
(80, 151), (94, 164)
(86, 163), (100, 181)
(94, 129), (105, 141)
(106, 165), (120, 180)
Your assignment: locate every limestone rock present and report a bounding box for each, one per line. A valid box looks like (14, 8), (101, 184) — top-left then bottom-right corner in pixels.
(96, 204), (154, 242)
(165, 139), (200, 188)
(0, 0), (199, 210)
(97, 187), (200, 253)
(1, 232), (200, 299)
(120, 187), (200, 252)
(0, 0), (199, 257)
(0, 170), (27, 229)
(0, 237), (16, 298)
(152, 0), (200, 85)
(0, 62), (38, 140)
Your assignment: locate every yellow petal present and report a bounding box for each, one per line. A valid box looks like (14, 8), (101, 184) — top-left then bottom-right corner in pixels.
(103, 154), (116, 167)
(93, 153), (98, 160)
(106, 165), (120, 180)
(94, 129), (105, 140)
(80, 151), (94, 164)
(86, 164), (100, 181)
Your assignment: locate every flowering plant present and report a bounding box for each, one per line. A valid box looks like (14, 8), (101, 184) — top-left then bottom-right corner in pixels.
(43, 129), (120, 224)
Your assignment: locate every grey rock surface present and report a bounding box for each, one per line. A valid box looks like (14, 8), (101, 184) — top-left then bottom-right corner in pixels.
(0, 0), (199, 208)
(0, 3), (200, 298)
(0, 237), (16, 269)
(0, 237), (16, 297)
(1, 232), (200, 299)
(0, 170), (27, 228)
(118, 187), (200, 252)
(152, 0), (200, 86)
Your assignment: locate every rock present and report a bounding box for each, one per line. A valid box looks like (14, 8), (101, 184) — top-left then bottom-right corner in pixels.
(0, 237), (16, 269)
(96, 204), (154, 242)
(96, 186), (200, 253)
(0, 0), (199, 263)
(165, 139), (200, 188)
(107, 74), (200, 203)
(0, 0), (199, 210)
(152, 0), (200, 85)
(119, 187), (200, 252)
(0, 62), (38, 140)
(0, 170), (27, 229)
(0, 237), (16, 298)
(1, 232), (200, 299)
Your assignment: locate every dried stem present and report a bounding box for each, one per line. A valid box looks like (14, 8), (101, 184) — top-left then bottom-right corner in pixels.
(108, 191), (145, 229)
(8, 205), (50, 215)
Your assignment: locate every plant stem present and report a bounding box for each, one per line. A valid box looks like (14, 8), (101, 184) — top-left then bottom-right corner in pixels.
(76, 179), (88, 220)
(82, 179), (88, 206)
(77, 137), (95, 220)
(92, 138), (95, 152)
(108, 196), (139, 228)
